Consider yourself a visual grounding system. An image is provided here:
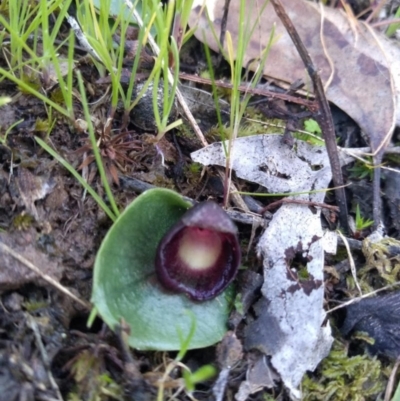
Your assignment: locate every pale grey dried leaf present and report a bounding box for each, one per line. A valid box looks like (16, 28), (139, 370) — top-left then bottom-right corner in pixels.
(235, 353), (277, 401)
(192, 134), (330, 195)
(191, 135), (335, 399)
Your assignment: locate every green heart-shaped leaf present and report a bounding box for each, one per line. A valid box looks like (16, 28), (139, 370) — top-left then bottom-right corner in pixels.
(91, 188), (232, 350)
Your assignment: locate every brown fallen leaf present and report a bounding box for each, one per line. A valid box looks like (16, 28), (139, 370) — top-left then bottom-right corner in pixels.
(190, 0), (400, 222)
(190, 0), (399, 155)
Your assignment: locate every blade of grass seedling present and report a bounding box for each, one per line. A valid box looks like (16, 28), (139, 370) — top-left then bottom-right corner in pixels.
(48, 32), (76, 120)
(162, 1), (178, 119)
(151, 0), (183, 138)
(124, 3), (147, 111)
(49, 0), (73, 44)
(386, 6), (400, 37)
(88, 0), (107, 46)
(124, 2), (157, 113)
(225, 1), (272, 204)
(0, 12), (40, 66)
(76, 0), (106, 74)
(155, 37), (182, 140)
(175, 311), (197, 362)
(35, 137), (117, 222)
(203, 40), (227, 153)
(156, 311), (196, 401)
(183, 365), (216, 393)
(0, 118), (24, 145)
(25, 0), (67, 51)
(151, 0), (172, 134)
(128, 64), (158, 113)
(174, 0), (196, 50)
(77, 72), (120, 219)
(79, 14), (124, 109)
(87, 307), (98, 328)
(225, 30), (238, 128)
(0, 67), (74, 119)
(0, 97), (11, 107)
(39, 0), (53, 63)
(8, 0), (38, 69)
(96, 0), (125, 109)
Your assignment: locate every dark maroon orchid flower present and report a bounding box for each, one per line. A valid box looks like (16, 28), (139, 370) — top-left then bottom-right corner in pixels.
(155, 201), (241, 301)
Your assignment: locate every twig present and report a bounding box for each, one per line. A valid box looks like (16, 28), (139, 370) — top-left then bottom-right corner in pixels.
(66, 14), (103, 63)
(216, 0), (231, 66)
(27, 315), (64, 401)
(179, 72), (317, 109)
(337, 230), (362, 295)
(327, 280), (400, 314)
(0, 242), (91, 310)
(269, 0), (349, 233)
(260, 198), (339, 214)
(384, 356), (400, 401)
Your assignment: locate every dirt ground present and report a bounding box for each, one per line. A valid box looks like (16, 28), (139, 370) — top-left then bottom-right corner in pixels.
(1, 3), (400, 401)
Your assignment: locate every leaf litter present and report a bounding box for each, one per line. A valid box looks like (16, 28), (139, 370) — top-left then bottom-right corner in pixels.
(190, 0), (400, 154)
(192, 134), (342, 398)
(1, 0), (400, 399)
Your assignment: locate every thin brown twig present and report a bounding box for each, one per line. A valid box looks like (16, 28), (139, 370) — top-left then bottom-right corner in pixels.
(384, 356), (400, 401)
(27, 315), (64, 401)
(371, 18), (400, 29)
(179, 72), (317, 109)
(365, 0), (388, 23)
(0, 242), (91, 310)
(217, 0), (231, 66)
(327, 281), (400, 314)
(260, 198), (339, 214)
(269, 0), (349, 233)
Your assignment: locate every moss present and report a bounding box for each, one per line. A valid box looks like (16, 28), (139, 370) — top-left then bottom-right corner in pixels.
(383, 153), (400, 165)
(23, 299), (48, 312)
(176, 121), (196, 139)
(34, 117), (51, 133)
(12, 212), (35, 230)
(50, 86), (66, 105)
(302, 340), (385, 401)
(67, 350), (123, 401)
(152, 174), (175, 190)
(19, 72), (41, 93)
(357, 237), (400, 291)
(184, 162), (203, 187)
(239, 107), (285, 136)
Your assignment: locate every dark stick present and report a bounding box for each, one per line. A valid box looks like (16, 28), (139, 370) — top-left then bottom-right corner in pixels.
(179, 72), (317, 109)
(269, 0), (349, 233)
(260, 198), (339, 214)
(217, 0), (232, 66)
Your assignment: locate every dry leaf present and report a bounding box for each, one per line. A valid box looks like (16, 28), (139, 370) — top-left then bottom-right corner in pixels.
(191, 135), (337, 398)
(189, 0), (400, 158)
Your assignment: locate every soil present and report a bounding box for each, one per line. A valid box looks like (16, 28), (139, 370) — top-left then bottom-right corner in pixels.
(1, 3), (400, 401)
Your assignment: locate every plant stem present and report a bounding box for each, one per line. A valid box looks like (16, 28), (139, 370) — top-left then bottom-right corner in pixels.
(269, 0), (349, 232)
